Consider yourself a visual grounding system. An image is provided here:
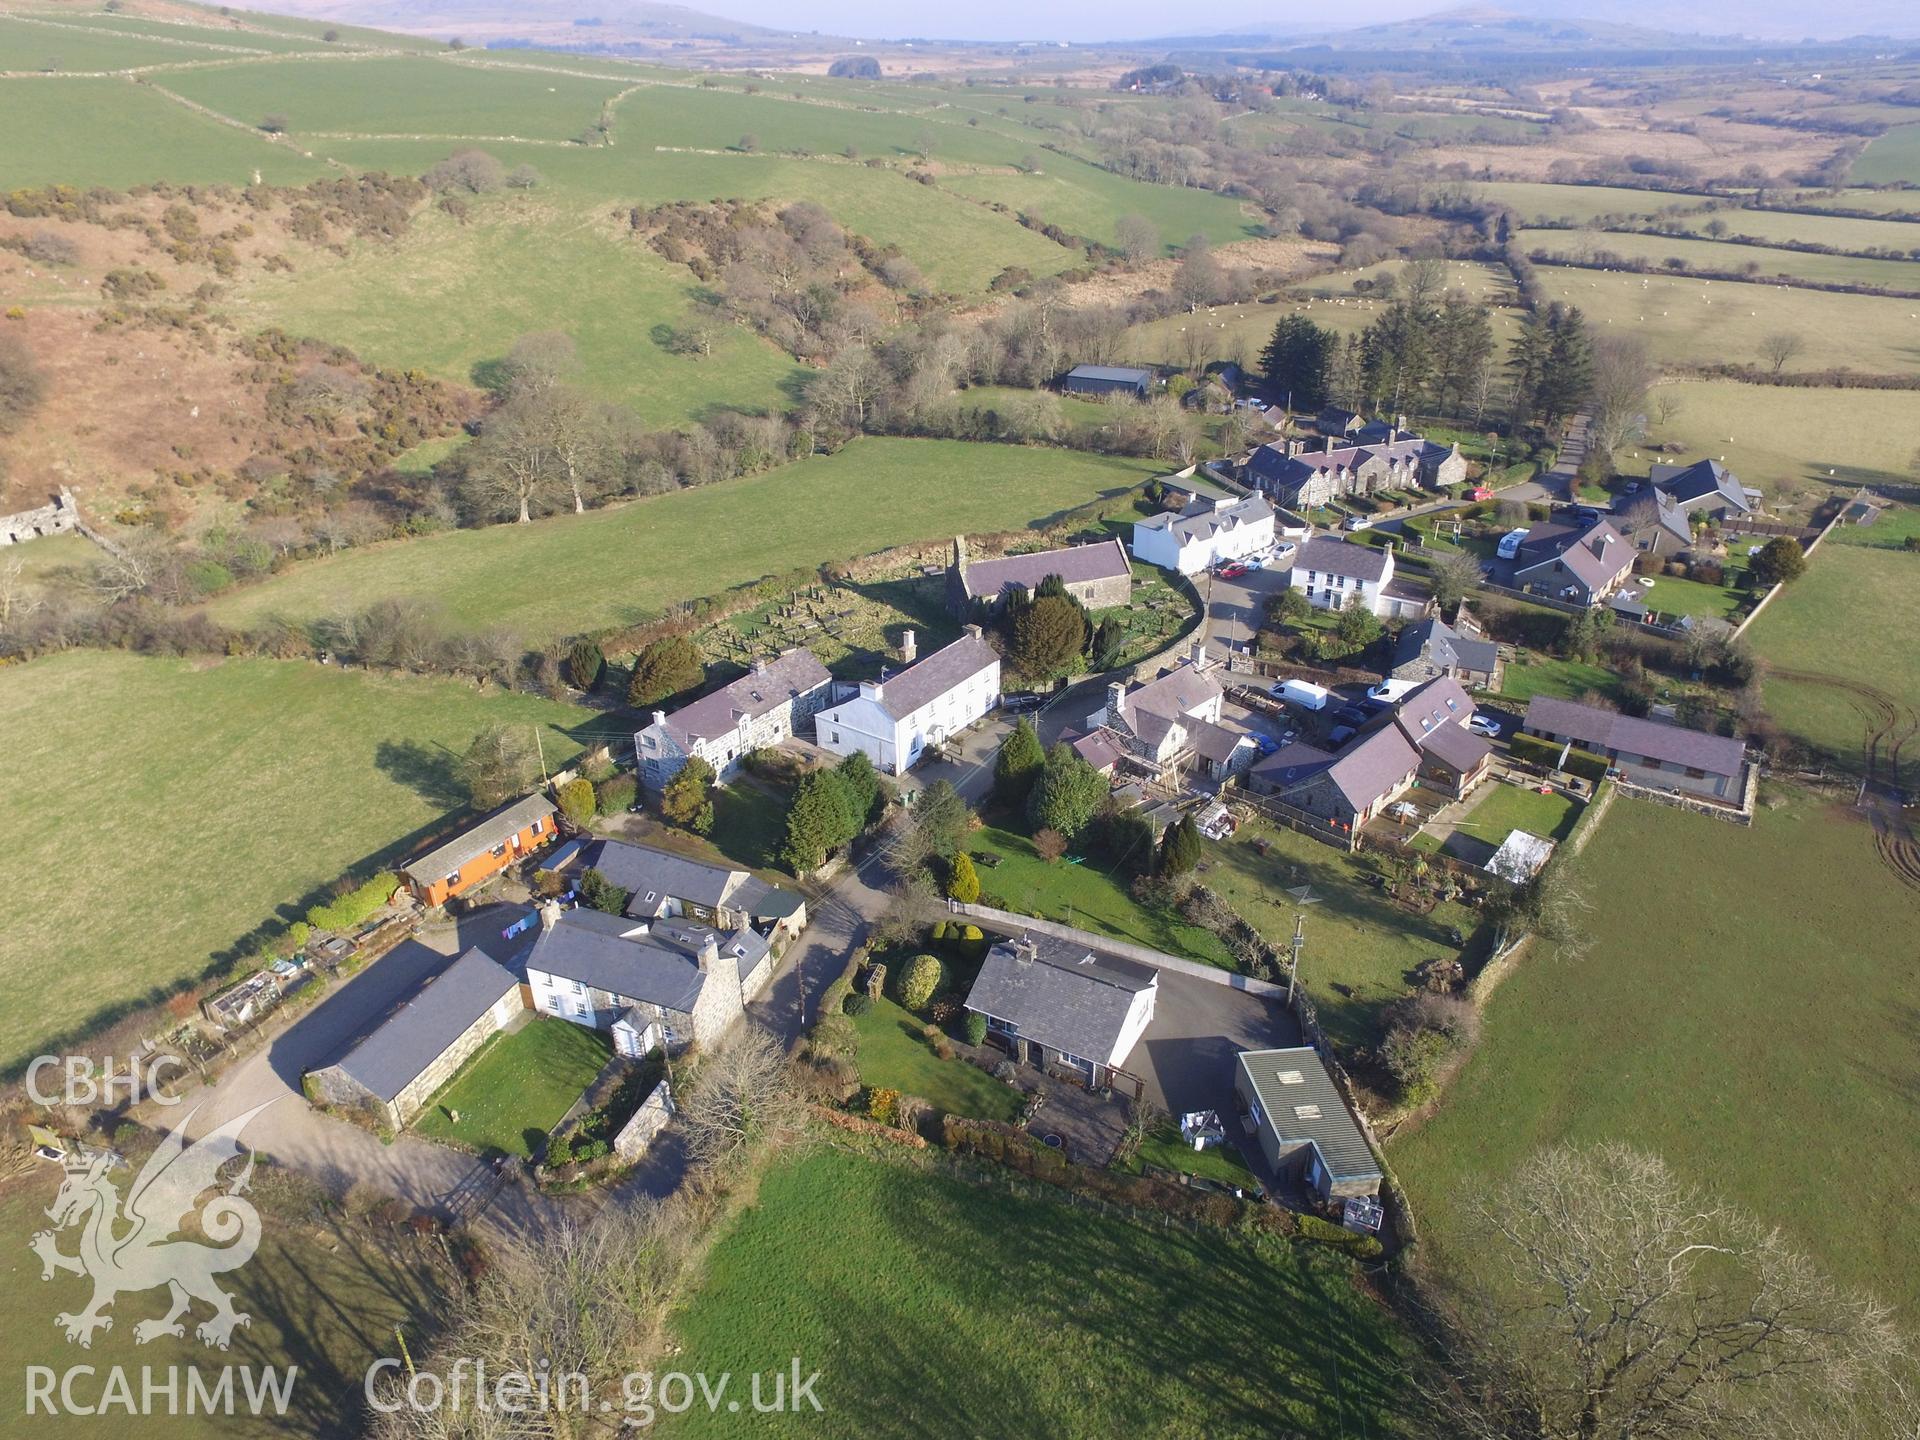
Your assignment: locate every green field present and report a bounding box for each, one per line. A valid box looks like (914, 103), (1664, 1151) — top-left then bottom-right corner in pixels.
(0, 1171), (444, 1438)
(1538, 264), (1920, 375)
(1517, 227), (1920, 291)
(414, 1017), (613, 1156)
(1202, 819), (1482, 1049)
(1471, 180), (1710, 224)
(0, 651), (589, 1073)
(205, 439), (1156, 640)
(1676, 205), (1920, 255)
(1392, 796), (1920, 1324)
(849, 996), (1025, 1123)
(0, 15), (256, 70)
(239, 196), (804, 423)
(1850, 125), (1920, 186)
(1644, 379), (1920, 513)
(665, 1145), (1421, 1438)
(0, 76), (334, 189)
(1748, 540), (1920, 770)
(32, 10), (353, 51)
(160, 54), (628, 139)
(942, 150), (1259, 252)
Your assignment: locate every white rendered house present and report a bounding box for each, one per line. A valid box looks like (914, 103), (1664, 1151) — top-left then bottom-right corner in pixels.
(813, 627), (1000, 775)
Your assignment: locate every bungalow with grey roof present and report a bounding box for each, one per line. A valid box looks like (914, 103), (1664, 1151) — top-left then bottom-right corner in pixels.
(1248, 722), (1421, 848)
(814, 627), (1000, 775)
(1234, 1046), (1381, 1203)
(1389, 614), (1502, 689)
(963, 932), (1158, 1088)
(305, 947), (525, 1130)
(1649, 458), (1758, 520)
(946, 533), (1132, 616)
(1522, 696), (1747, 801)
(635, 648), (834, 793)
(400, 793), (559, 908)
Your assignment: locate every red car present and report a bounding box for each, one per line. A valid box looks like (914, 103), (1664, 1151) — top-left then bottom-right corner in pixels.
(1218, 562), (1251, 579)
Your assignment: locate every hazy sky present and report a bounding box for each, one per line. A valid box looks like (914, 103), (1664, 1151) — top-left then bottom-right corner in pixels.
(715, 0), (1425, 43)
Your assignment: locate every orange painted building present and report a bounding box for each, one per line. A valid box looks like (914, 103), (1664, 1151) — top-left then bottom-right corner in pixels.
(400, 792), (559, 908)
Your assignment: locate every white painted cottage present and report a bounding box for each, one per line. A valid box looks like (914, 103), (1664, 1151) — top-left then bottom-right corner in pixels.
(813, 627), (1000, 775)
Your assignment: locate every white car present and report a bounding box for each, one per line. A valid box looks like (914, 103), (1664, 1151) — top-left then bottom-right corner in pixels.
(1466, 714), (1502, 738)
(1343, 514), (1373, 532)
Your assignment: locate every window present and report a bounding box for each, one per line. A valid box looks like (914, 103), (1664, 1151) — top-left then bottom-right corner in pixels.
(491, 843), (508, 858)
(545, 994), (562, 1013)
(1685, 766), (1707, 779)
(529, 817), (543, 835)
(1293, 1104), (1322, 1120)
(1276, 1069), (1305, 1085)
(572, 981), (584, 995)
(572, 1000), (590, 1019)
(444, 871), (461, 887)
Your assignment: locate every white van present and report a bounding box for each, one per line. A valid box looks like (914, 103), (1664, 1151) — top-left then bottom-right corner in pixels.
(1273, 678), (1332, 711)
(1496, 527), (1531, 561)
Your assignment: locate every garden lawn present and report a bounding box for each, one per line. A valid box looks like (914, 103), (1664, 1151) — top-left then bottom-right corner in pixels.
(1391, 796), (1920, 1324)
(0, 1170), (446, 1439)
(1747, 538), (1920, 773)
(1636, 568), (1748, 621)
(1128, 1119), (1258, 1188)
(414, 1018), (613, 1157)
(0, 651), (588, 1074)
(1201, 820), (1482, 1050)
(205, 439), (1156, 641)
(969, 823), (1232, 967)
(665, 1145), (1422, 1439)
(1493, 654), (1622, 704)
(849, 997), (1023, 1123)
(1444, 781), (1582, 854)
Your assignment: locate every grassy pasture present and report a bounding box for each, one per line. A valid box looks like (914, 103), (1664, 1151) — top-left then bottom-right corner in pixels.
(941, 150), (1258, 253)
(0, 1172), (445, 1439)
(237, 197), (804, 423)
(0, 76), (333, 188)
(1642, 379), (1920, 513)
(1676, 205), (1920, 255)
(1805, 188), (1920, 215)
(25, 11), (349, 51)
(1516, 227), (1920, 291)
(1536, 265), (1920, 374)
(204, 439), (1156, 639)
(0, 651), (589, 1074)
(1748, 541), (1920, 771)
(666, 1145), (1421, 1439)
(1391, 796), (1920, 1324)
(1470, 180), (1710, 223)
(1851, 123), (1920, 185)
(160, 54), (627, 139)
(414, 1018), (613, 1156)
(0, 16), (251, 70)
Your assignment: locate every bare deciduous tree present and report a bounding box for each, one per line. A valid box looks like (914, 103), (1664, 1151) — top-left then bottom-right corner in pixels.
(1586, 335), (1655, 472)
(1429, 546), (1484, 612)
(1758, 330), (1805, 377)
(463, 394), (559, 523)
(1425, 1143), (1910, 1440)
(678, 1028), (807, 1173)
(1114, 212), (1160, 264)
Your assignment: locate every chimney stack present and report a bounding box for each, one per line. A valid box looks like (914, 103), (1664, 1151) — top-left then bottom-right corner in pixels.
(1106, 679), (1128, 722)
(1188, 638), (1208, 668)
(652, 709), (667, 727)
(540, 899), (563, 932)
(963, 623), (984, 641)
(1014, 933), (1037, 965)
(900, 628), (917, 665)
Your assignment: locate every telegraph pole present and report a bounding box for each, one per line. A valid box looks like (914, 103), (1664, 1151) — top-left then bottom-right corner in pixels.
(1286, 912), (1306, 1006)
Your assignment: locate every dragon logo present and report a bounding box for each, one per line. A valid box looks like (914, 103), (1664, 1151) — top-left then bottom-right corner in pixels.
(30, 1102), (274, 1350)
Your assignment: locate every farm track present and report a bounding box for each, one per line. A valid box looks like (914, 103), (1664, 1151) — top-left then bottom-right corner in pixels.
(1774, 667), (1920, 889)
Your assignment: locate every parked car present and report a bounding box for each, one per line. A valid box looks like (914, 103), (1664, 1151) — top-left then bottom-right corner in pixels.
(1241, 557), (1264, 570)
(1466, 714), (1502, 738)
(1332, 705), (1367, 726)
(1328, 724), (1358, 746)
(1252, 734), (1280, 757)
(1343, 514), (1373, 532)
(1357, 697), (1390, 719)
(1001, 692), (1046, 714)
(1367, 678), (1415, 703)
(1218, 562), (1250, 579)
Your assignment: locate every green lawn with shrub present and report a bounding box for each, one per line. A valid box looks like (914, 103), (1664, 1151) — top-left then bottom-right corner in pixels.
(968, 823), (1232, 966)
(666, 1145), (1423, 1438)
(1445, 781), (1583, 851)
(414, 1017), (613, 1157)
(849, 995), (1023, 1124)
(1494, 654), (1623, 705)
(1124, 1119), (1258, 1189)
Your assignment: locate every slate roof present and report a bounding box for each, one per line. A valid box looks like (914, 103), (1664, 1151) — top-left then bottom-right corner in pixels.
(1070, 728), (1126, 773)
(1395, 676), (1474, 740)
(1065, 364), (1151, 386)
(648, 648), (832, 748)
(1114, 660), (1221, 734)
(1248, 436), (1448, 493)
(525, 909), (708, 1014)
(1253, 723), (1420, 814)
(964, 933), (1157, 1067)
(861, 631), (998, 721)
(1414, 716), (1492, 772)
(1393, 616), (1499, 676)
(1134, 494), (1273, 547)
(586, 839), (748, 912)
(1650, 458), (1752, 514)
(1515, 519), (1632, 594)
(1613, 487), (1692, 546)
(403, 793), (556, 884)
(1290, 535), (1390, 584)
(1237, 1047), (1381, 1186)
(958, 538), (1131, 603)
(332, 948), (518, 1102)
(1190, 717), (1254, 764)
(1524, 696), (1746, 778)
